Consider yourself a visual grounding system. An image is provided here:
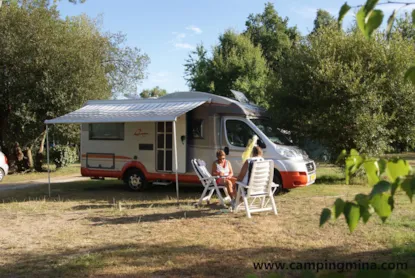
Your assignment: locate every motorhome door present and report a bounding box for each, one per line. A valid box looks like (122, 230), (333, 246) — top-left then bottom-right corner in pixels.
(155, 115), (187, 173)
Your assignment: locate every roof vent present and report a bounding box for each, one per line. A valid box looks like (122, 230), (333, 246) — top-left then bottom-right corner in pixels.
(230, 90), (249, 104)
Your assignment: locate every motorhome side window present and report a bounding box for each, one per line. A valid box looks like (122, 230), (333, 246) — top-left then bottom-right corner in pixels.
(89, 123), (124, 140)
(191, 119), (204, 139)
(226, 120), (265, 148)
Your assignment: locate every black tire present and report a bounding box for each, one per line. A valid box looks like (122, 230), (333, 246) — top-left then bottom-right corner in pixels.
(273, 169), (284, 195)
(124, 169), (147, 191)
(0, 168), (4, 182)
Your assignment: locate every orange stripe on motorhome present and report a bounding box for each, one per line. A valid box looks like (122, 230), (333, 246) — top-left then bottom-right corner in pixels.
(81, 166), (200, 184)
(81, 154), (132, 160)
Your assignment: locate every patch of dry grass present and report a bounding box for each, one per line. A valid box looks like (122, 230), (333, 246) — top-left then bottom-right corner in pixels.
(2, 163), (81, 183)
(0, 169), (414, 277)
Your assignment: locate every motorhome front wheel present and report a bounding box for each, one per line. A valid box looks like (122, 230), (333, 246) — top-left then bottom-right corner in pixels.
(124, 169), (147, 191)
(273, 169), (283, 195)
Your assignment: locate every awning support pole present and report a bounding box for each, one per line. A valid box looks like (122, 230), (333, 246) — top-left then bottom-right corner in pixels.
(173, 120), (179, 203)
(46, 125), (51, 197)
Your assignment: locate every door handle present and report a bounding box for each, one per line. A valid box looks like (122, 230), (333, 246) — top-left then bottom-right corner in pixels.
(224, 147), (229, 155)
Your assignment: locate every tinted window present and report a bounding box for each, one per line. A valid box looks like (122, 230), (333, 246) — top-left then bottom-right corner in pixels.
(226, 120), (265, 148)
(191, 119), (204, 139)
(250, 119), (292, 145)
(89, 123), (124, 140)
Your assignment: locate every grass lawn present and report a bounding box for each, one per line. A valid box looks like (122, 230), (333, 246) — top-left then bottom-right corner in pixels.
(2, 163), (81, 183)
(0, 165), (414, 277)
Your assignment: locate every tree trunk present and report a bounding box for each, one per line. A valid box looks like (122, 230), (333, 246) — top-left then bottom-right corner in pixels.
(14, 143), (24, 172)
(26, 147), (34, 169)
(0, 108), (10, 157)
(35, 130), (47, 172)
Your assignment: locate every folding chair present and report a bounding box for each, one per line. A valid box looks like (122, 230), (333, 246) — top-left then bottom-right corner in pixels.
(191, 158), (231, 206)
(234, 160), (278, 218)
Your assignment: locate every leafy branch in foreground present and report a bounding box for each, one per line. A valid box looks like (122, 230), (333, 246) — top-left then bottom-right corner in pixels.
(320, 149), (414, 232)
(338, 0), (415, 84)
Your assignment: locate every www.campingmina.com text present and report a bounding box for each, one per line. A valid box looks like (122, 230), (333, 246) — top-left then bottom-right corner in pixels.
(253, 260), (408, 273)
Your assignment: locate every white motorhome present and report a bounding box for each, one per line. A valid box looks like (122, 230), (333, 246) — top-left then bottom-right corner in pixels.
(45, 90), (316, 192)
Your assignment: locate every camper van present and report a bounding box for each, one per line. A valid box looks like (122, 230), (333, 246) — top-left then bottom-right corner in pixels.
(46, 90), (316, 192)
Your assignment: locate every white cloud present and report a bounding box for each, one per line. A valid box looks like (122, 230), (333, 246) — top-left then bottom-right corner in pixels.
(170, 27), (199, 51)
(186, 25), (202, 34)
(172, 32), (186, 39)
(174, 43), (195, 50)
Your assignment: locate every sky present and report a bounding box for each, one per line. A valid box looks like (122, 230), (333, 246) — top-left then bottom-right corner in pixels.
(56, 0), (412, 95)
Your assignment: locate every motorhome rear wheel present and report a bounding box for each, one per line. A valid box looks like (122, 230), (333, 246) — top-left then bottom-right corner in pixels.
(124, 169), (147, 191)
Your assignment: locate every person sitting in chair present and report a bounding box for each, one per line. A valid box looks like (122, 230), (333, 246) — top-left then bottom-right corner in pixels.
(212, 150), (236, 204)
(237, 146), (264, 185)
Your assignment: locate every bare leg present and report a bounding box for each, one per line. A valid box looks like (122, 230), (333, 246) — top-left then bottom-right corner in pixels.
(225, 179), (235, 199)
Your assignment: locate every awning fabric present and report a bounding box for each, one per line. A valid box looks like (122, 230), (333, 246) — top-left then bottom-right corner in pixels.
(44, 98), (210, 124)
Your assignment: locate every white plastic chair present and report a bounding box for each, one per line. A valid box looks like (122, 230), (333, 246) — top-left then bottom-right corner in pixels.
(191, 159), (231, 206)
(234, 160), (279, 218)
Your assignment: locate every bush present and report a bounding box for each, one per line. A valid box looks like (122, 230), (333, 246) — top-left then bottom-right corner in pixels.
(50, 145), (78, 168)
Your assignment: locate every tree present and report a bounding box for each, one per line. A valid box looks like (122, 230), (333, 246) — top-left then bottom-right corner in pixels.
(313, 9), (336, 32)
(394, 12), (415, 41)
(0, 0), (86, 8)
(0, 2), (149, 170)
(184, 44), (213, 92)
(210, 30), (270, 107)
(244, 2), (300, 71)
(139, 86), (167, 98)
(106, 32), (150, 97)
(183, 31), (270, 107)
(270, 27), (415, 157)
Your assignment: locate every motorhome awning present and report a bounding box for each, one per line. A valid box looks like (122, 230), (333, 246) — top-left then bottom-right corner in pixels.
(44, 98), (210, 124)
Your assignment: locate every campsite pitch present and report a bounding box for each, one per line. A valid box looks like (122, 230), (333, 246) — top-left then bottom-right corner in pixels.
(0, 166), (414, 277)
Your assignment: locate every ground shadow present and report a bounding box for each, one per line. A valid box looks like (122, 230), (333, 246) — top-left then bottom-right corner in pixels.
(86, 208), (227, 225)
(1, 242), (413, 278)
(0, 180), (207, 204)
(315, 175), (345, 185)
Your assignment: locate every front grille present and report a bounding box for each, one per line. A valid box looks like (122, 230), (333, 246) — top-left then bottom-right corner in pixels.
(306, 162), (315, 172)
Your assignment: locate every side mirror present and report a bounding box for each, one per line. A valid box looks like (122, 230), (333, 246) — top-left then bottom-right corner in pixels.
(258, 140), (266, 149)
(224, 147), (229, 155)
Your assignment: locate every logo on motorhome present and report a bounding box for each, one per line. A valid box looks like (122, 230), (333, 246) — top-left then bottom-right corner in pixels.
(134, 128), (149, 137)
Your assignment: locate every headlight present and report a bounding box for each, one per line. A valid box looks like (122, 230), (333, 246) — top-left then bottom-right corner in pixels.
(276, 148), (296, 158)
(301, 149), (309, 159)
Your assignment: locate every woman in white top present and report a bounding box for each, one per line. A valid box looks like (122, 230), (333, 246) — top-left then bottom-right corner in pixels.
(212, 150), (235, 200)
(237, 146), (264, 185)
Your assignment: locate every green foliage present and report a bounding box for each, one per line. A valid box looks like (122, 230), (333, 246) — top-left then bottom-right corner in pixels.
(337, 1), (415, 85)
(0, 2), (149, 155)
(386, 10), (397, 40)
(244, 2), (299, 71)
(184, 3), (298, 108)
(184, 44), (213, 92)
(271, 26), (415, 157)
(313, 9), (336, 32)
(50, 145), (78, 168)
(338, 3), (351, 28)
(184, 30), (270, 108)
(320, 150), (414, 232)
(138, 86), (167, 99)
(320, 208), (331, 227)
(210, 30), (270, 107)
(395, 12), (415, 40)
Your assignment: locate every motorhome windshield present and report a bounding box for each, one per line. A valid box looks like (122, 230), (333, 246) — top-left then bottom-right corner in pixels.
(250, 119), (293, 145)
